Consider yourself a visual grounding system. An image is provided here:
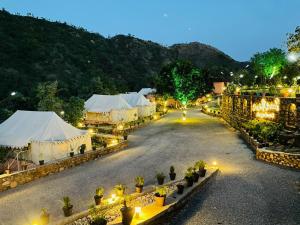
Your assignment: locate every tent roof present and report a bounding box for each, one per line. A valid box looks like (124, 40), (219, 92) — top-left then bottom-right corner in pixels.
(120, 93), (152, 107)
(0, 110), (87, 148)
(138, 88), (156, 96)
(85, 95), (133, 113)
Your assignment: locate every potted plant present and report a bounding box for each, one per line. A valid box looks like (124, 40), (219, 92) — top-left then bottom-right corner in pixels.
(192, 168), (200, 182)
(120, 199), (134, 225)
(70, 149), (74, 157)
(40, 208), (50, 225)
(154, 186), (167, 207)
(123, 132), (128, 141)
(156, 172), (165, 185)
(80, 144), (86, 154)
(94, 187), (104, 205)
(184, 168), (194, 187)
(62, 196), (73, 217)
(195, 160), (206, 177)
(169, 166), (176, 180)
(114, 184), (126, 196)
(135, 176), (144, 193)
(89, 205), (107, 225)
(176, 183), (184, 194)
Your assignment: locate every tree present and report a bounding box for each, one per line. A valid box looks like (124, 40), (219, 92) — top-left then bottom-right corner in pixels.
(287, 26), (300, 52)
(63, 97), (84, 126)
(251, 48), (287, 84)
(36, 81), (63, 114)
(156, 60), (211, 104)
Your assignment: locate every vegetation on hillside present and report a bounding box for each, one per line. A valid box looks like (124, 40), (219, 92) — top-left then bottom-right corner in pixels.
(0, 9), (244, 122)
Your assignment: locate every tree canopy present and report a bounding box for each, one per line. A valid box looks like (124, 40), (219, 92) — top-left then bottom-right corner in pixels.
(156, 60), (211, 104)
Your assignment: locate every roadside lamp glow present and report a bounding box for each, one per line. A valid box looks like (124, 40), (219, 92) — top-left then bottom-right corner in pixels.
(255, 75), (258, 79)
(283, 76), (287, 79)
(10, 91), (16, 96)
(239, 74), (244, 78)
(88, 128), (94, 134)
(117, 124), (124, 130)
(135, 207), (142, 218)
(60, 111), (65, 116)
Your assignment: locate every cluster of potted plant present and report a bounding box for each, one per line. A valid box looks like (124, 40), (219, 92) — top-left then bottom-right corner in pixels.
(62, 196), (73, 217)
(135, 176), (144, 193)
(94, 187), (104, 205)
(89, 205), (107, 225)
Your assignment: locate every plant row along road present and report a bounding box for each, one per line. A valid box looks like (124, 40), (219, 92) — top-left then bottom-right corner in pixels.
(0, 109), (299, 225)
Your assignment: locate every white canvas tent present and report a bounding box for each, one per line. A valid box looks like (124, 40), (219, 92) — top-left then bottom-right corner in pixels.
(138, 88), (156, 96)
(84, 95), (138, 124)
(0, 110), (91, 164)
(120, 93), (156, 118)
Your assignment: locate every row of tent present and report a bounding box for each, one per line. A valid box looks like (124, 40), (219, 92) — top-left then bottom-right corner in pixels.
(85, 93), (156, 124)
(0, 90), (156, 165)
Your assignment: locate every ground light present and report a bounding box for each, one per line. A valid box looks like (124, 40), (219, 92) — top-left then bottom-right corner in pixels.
(182, 116), (186, 121)
(117, 124), (124, 130)
(108, 194), (117, 204)
(10, 91), (16, 96)
(153, 115), (158, 120)
(77, 122), (83, 127)
(88, 128), (94, 134)
(212, 161), (217, 166)
(135, 207), (142, 218)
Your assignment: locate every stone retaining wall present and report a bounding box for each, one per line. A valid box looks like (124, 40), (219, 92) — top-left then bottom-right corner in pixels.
(0, 141), (128, 192)
(256, 149), (300, 169)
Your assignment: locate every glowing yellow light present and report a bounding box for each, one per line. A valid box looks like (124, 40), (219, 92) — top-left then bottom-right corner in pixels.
(182, 116), (186, 121)
(288, 89), (293, 93)
(204, 105), (208, 109)
(77, 122), (83, 127)
(277, 84), (283, 88)
(255, 112), (275, 119)
(253, 98), (279, 119)
(117, 124), (124, 130)
(164, 101), (167, 106)
(88, 128), (94, 134)
(153, 115), (158, 120)
(108, 194), (118, 204)
(135, 207), (142, 218)
(212, 161), (217, 166)
(163, 108), (167, 112)
(236, 87), (241, 92)
(183, 110), (187, 114)
(111, 139), (118, 145)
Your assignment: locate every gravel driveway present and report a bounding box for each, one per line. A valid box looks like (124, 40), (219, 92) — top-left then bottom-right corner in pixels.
(0, 109), (299, 225)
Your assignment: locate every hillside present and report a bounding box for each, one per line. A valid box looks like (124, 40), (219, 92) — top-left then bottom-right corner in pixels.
(0, 9), (244, 116)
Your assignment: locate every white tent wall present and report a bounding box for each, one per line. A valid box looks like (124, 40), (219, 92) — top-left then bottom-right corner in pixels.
(111, 108), (138, 123)
(85, 112), (111, 124)
(137, 105), (156, 118)
(24, 134), (91, 164)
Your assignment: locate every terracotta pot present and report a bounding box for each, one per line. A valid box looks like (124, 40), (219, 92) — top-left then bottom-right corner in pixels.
(120, 206), (134, 225)
(169, 172), (176, 181)
(193, 172), (200, 182)
(176, 184), (184, 194)
(157, 177), (165, 185)
(135, 185), (143, 193)
(185, 176), (194, 187)
(62, 205), (73, 217)
(199, 169), (206, 177)
(154, 194), (166, 207)
(94, 195), (103, 205)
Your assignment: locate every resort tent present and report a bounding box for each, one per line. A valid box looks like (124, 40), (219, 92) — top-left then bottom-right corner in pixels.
(138, 88), (156, 96)
(84, 95), (138, 124)
(0, 110), (91, 164)
(120, 93), (156, 118)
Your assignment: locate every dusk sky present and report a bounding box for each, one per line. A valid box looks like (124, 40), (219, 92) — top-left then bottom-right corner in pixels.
(1, 0), (299, 61)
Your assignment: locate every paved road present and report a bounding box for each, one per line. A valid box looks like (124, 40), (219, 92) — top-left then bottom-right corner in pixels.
(0, 110), (299, 225)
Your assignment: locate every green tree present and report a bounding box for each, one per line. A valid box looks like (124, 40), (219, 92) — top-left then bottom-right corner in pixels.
(36, 81), (63, 114)
(63, 97), (84, 126)
(251, 48), (287, 83)
(156, 60), (211, 104)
